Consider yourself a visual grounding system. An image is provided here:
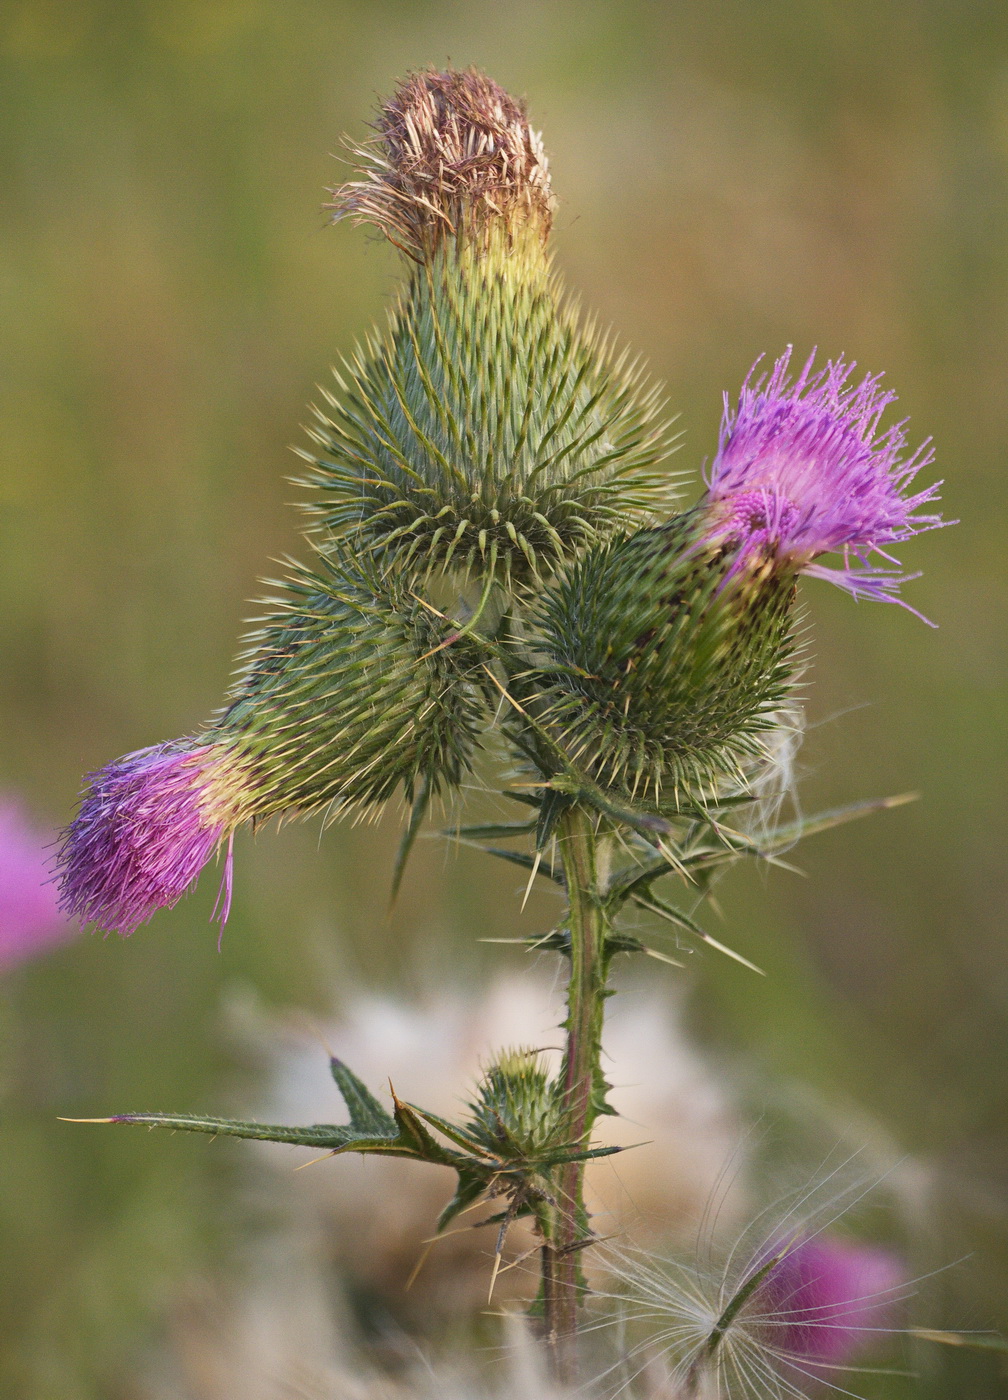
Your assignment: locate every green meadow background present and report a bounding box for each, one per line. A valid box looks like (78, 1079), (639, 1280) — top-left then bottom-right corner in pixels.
(1, 2), (1006, 1395)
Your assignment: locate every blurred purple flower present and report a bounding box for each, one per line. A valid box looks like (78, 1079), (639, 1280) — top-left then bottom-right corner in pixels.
(758, 1235), (906, 1374)
(707, 348), (946, 617)
(57, 742), (239, 939)
(0, 797), (76, 969)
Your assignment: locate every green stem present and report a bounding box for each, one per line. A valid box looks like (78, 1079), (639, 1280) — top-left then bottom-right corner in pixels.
(548, 805), (611, 1381)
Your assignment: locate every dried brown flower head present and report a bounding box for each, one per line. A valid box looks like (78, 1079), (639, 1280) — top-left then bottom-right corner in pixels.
(328, 67), (553, 260)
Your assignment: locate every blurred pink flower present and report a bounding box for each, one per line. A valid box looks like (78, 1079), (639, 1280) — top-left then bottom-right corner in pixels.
(758, 1235), (907, 1376)
(0, 796), (76, 969)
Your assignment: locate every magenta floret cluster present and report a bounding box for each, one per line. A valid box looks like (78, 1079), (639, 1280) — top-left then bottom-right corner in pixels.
(57, 743), (232, 939)
(708, 348), (945, 613)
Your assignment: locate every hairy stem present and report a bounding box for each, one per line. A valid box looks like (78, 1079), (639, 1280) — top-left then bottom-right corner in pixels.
(546, 806), (611, 1380)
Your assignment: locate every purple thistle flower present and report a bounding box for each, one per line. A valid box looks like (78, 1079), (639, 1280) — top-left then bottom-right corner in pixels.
(758, 1236), (906, 1374)
(57, 742), (242, 939)
(707, 348), (946, 618)
(0, 797), (76, 970)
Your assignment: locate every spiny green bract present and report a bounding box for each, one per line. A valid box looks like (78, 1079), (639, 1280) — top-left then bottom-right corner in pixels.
(466, 1049), (568, 1162)
(299, 229), (678, 588)
(519, 509), (801, 812)
(207, 547), (485, 817)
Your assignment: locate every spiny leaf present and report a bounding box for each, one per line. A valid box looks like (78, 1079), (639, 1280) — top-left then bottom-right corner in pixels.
(604, 793), (918, 908)
(329, 1058), (397, 1137)
(605, 852), (684, 904)
(451, 839), (566, 885)
(757, 793), (918, 854)
(535, 788), (571, 851)
(69, 1062), (466, 1165)
(66, 1112), (393, 1153)
(389, 776), (431, 906)
(444, 817), (539, 840)
(631, 892), (765, 975)
(437, 1168), (490, 1231)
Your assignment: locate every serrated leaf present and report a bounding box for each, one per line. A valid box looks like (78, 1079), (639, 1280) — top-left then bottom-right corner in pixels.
(437, 1168), (493, 1231)
(387, 1092), (464, 1165)
(758, 793), (917, 854)
(78, 1111), (393, 1152)
(604, 931), (648, 955)
(546, 771), (674, 843)
(74, 1061), (466, 1165)
(329, 1058), (397, 1136)
(532, 1141), (625, 1168)
(403, 1103), (489, 1156)
(605, 852), (684, 906)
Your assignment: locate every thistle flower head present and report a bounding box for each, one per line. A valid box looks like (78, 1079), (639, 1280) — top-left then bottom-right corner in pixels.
(757, 1236), (906, 1374)
(706, 348), (946, 614)
(57, 742), (245, 938)
(310, 69), (678, 585)
(524, 510), (800, 811)
(1, 797), (76, 969)
(328, 66), (553, 260)
(58, 548), (486, 939)
(302, 279), (678, 586)
(595, 1153), (914, 1400)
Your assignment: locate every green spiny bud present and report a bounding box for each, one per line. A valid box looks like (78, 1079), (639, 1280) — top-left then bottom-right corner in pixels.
(209, 545), (485, 815)
(467, 1048), (567, 1163)
(304, 69), (679, 586)
(56, 550), (486, 940)
(520, 507), (801, 810)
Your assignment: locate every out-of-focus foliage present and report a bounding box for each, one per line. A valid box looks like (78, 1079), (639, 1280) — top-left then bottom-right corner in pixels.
(0, 2), (1005, 1396)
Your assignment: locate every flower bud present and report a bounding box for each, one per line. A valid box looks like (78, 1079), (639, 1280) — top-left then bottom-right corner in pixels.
(524, 509), (800, 809)
(58, 551), (483, 937)
(216, 548), (483, 812)
(467, 1048), (567, 1162)
(306, 69), (678, 586)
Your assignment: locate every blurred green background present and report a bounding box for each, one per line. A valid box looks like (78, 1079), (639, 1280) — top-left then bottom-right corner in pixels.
(1, 1), (1006, 1395)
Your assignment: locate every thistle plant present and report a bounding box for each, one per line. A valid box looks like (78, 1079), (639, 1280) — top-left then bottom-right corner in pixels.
(57, 67), (947, 1386)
